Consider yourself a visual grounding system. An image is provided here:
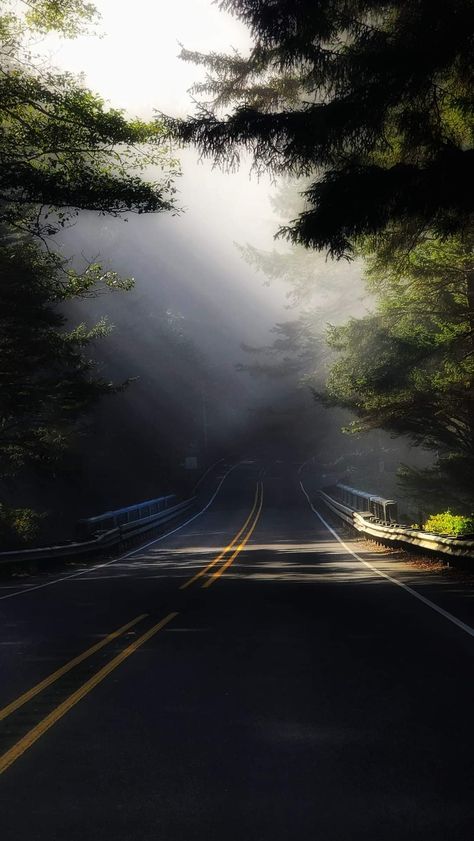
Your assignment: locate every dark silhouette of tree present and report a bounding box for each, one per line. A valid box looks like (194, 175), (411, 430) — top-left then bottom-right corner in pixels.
(170, 2), (474, 511)
(322, 232), (474, 507)
(0, 240), (125, 478)
(168, 0), (473, 257)
(1, 1), (177, 240)
(0, 1), (177, 542)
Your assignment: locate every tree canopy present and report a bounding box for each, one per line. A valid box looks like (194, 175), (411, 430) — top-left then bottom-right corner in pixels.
(323, 231), (474, 506)
(169, 0), (474, 257)
(0, 0), (177, 240)
(0, 0), (178, 543)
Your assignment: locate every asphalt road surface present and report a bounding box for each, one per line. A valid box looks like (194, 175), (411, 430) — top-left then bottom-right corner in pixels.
(1, 461), (473, 840)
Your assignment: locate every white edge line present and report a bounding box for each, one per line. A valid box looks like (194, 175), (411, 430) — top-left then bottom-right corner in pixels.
(0, 464), (240, 602)
(119, 463), (240, 559)
(192, 457), (225, 494)
(299, 480), (474, 639)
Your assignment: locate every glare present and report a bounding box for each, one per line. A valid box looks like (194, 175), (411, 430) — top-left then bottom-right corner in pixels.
(37, 0), (252, 117)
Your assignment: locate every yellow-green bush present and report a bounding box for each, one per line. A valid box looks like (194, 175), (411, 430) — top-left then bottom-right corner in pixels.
(423, 510), (474, 536)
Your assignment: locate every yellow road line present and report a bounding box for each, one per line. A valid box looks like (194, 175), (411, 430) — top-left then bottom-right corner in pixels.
(203, 483), (263, 588)
(0, 614), (148, 723)
(0, 612), (178, 776)
(179, 483), (260, 590)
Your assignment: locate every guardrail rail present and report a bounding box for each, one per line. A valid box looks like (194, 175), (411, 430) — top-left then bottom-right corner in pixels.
(0, 494), (196, 566)
(319, 485), (474, 562)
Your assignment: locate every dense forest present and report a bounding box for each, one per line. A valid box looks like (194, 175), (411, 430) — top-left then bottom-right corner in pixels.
(0, 0), (179, 542)
(1, 0), (473, 545)
(171, 0), (474, 518)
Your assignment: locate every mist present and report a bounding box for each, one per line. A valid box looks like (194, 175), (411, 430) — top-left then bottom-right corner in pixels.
(20, 0), (427, 536)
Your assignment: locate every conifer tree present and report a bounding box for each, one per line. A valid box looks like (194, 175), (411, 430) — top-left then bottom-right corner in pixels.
(322, 231), (474, 507)
(169, 0), (474, 257)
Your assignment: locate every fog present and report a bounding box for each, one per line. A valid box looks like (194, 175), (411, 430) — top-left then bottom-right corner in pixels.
(25, 1), (425, 533)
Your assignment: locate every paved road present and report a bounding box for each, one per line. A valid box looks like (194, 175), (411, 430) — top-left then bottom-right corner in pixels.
(1, 461), (473, 840)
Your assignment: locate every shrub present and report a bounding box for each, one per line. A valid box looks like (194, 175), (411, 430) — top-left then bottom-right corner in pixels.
(423, 510), (474, 537)
(0, 504), (44, 547)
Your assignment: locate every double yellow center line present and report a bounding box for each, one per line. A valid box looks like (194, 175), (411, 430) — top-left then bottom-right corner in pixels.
(180, 481), (263, 590)
(0, 613), (176, 776)
(0, 480), (263, 776)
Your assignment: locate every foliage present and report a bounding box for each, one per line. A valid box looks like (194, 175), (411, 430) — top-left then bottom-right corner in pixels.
(322, 231), (474, 504)
(22, 1), (99, 37)
(0, 239), (130, 477)
(398, 457), (474, 513)
(238, 313), (325, 380)
(169, 0), (474, 257)
(0, 0), (178, 542)
(172, 1), (474, 507)
(0, 501), (44, 545)
(423, 510), (474, 536)
(237, 178), (363, 306)
(236, 178), (364, 383)
(0, 1), (98, 42)
(0, 1), (178, 240)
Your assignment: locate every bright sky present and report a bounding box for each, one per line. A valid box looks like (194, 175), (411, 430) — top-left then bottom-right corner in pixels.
(41, 0), (251, 117)
(40, 1), (292, 329)
(39, 0), (277, 247)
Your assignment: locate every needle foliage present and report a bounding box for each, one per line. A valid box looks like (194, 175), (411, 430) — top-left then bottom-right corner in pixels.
(322, 231), (474, 507)
(169, 0), (474, 258)
(171, 1), (474, 508)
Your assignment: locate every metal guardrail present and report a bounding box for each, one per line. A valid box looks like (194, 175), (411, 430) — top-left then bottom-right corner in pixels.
(334, 483), (398, 522)
(0, 496), (195, 565)
(77, 494), (178, 538)
(319, 489), (474, 561)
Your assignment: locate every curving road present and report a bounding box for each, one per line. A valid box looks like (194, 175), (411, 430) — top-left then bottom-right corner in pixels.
(0, 461), (473, 840)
